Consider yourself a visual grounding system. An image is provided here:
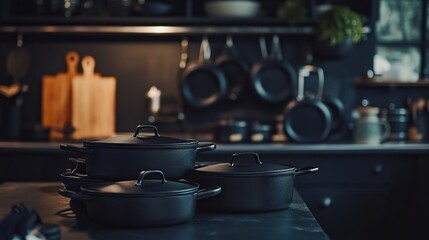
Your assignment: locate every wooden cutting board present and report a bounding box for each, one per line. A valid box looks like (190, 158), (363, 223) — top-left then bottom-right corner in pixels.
(71, 55), (116, 139)
(42, 51), (79, 139)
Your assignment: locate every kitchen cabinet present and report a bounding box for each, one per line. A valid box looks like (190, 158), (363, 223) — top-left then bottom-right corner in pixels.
(0, 141), (427, 239)
(197, 148), (424, 240)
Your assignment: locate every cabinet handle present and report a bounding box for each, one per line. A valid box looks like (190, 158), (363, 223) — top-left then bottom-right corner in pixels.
(321, 197), (332, 208)
(373, 164), (383, 175)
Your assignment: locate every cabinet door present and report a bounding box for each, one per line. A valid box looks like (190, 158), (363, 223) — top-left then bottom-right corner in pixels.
(299, 188), (416, 240)
(267, 154), (415, 187)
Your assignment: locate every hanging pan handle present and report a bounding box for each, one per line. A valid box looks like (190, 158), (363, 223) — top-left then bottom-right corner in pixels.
(133, 125), (160, 137)
(198, 35), (212, 63)
(259, 36), (269, 60)
(297, 65), (325, 101)
(230, 152), (262, 166)
(271, 34), (283, 61)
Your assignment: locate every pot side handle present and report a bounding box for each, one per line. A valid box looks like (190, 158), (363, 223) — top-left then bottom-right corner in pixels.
(295, 166), (319, 176)
(58, 188), (90, 201)
(196, 142), (216, 153)
(60, 144), (94, 155)
(195, 186), (221, 200)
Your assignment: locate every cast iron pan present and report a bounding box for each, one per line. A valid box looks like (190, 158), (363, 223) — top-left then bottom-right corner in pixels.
(284, 65), (333, 143)
(323, 94), (344, 134)
(215, 35), (249, 101)
(250, 35), (297, 103)
(181, 36), (227, 110)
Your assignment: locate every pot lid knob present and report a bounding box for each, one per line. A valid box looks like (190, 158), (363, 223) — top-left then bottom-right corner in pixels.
(133, 125), (160, 138)
(230, 152), (262, 166)
(135, 170), (167, 187)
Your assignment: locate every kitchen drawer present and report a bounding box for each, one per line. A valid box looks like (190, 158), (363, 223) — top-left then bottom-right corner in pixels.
(261, 154), (416, 187)
(299, 188), (416, 240)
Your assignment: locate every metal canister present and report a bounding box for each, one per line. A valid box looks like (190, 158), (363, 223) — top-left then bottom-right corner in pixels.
(380, 107), (409, 142)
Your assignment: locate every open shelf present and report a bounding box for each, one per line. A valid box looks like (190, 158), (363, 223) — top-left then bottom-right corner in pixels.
(354, 77), (429, 87)
(0, 25), (316, 36)
(0, 17), (315, 35)
(0, 17), (370, 36)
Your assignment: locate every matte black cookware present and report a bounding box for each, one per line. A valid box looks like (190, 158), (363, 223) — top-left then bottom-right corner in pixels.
(315, 67), (344, 135)
(250, 35), (297, 103)
(60, 163), (108, 217)
(215, 35), (249, 101)
(188, 153), (318, 213)
(283, 65), (333, 143)
(323, 94), (344, 134)
(249, 121), (273, 143)
(60, 125), (216, 180)
(214, 119), (248, 143)
(181, 36), (228, 109)
(58, 170), (221, 227)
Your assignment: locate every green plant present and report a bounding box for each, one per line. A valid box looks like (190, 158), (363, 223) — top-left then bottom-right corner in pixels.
(318, 6), (367, 46)
(277, 0), (307, 25)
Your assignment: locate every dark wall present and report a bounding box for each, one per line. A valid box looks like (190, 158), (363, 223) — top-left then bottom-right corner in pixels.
(0, 33), (374, 137)
(0, 0), (379, 141)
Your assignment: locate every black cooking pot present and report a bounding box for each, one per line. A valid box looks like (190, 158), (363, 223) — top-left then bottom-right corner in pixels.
(60, 169), (109, 217)
(58, 170), (221, 227)
(188, 153), (318, 213)
(60, 125), (216, 180)
(61, 170), (107, 192)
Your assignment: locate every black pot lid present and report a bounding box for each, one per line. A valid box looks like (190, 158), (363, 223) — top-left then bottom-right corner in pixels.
(83, 125), (198, 149)
(193, 153), (296, 177)
(82, 170), (199, 197)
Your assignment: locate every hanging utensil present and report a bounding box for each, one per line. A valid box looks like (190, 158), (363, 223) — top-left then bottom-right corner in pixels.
(215, 35), (249, 101)
(250, 35), (297, 103)
(283, 65), (333, 143)
(180, 36), (228, 110)
(6, 34), (30, 85)
(3, 34), (31, 140)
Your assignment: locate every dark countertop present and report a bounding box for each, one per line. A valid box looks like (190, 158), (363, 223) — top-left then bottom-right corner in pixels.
(1, 140), (429, 155)
(0, 182), (329, 240)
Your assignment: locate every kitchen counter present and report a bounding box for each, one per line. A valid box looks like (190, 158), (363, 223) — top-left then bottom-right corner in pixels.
(1, 140), (429, 154)
(0, 182), (329, 240)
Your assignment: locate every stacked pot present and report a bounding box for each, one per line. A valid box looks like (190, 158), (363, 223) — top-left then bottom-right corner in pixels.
(59, 125), (318, 227)
(58, 124), (220, 227)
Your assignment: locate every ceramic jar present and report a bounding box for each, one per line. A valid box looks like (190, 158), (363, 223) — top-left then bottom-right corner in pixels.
(354, 107), (390, 144)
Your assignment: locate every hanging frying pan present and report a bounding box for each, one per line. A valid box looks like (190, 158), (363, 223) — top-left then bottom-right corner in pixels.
(181, 36), (228, 110)
(323, 94), (344, 134)
(250, 35), (297, 103)
(309, 65), (344, 134)
(215, 35), (249, 101)
(283, 65), (333, 143)
(6, 34), (30, 85)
